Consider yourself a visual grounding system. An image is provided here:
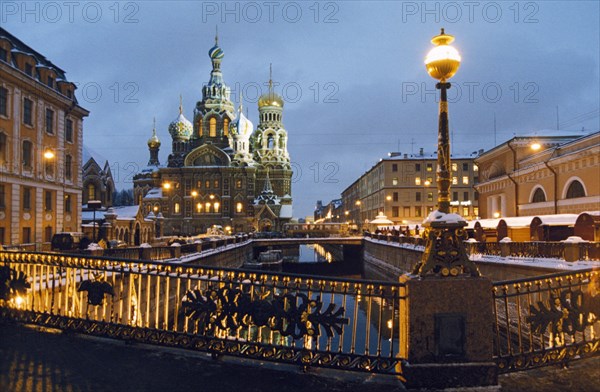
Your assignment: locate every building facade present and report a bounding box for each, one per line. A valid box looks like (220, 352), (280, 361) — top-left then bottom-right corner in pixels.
(341, 149), (480, 229)
(475, 132), (600, 218)
(0, 28), (89, 245)
(133, 37), (293, 235)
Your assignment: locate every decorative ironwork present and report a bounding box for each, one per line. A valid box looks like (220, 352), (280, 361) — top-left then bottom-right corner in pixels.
(493, 270), (600, 373)
(78, 274), (114, 306)
(527, 289), (600, 337)
(413, 225), (480, 277)
(182, 286), (349, 340)
(0, 265), (30, 301)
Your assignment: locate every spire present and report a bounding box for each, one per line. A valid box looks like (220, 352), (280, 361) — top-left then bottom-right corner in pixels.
(179, 94), (183, 114)
(215, 25), (219, 45)
(263, 169), (274, 194)
(152, 117), (157, 136)
(268, 63), (273, 93)
(238, 90), (243, 113)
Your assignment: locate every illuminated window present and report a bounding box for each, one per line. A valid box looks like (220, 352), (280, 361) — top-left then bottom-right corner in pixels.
(196, 202), (202, 213)
(451, 163), (457, 172)
(392, 178), (398, 185)
(427, 206), (434, 214)
(415, 177), (421, 185)
(214, 180), (219, 188)
(236, 202), (243, 213)
(463, 207), (469, 216)
(209, 118), (217, 137)
(452, 176), (458, 185)
(198, 118), (203, 137)
(427, 192), (433, 202)
(473, 207), (479, 217)
(462, 176), (469, 185)
(415, 206), (422, 217)
(473, 164), (479, 172)
(236, 179), (242, 189)
(88, 184), (96, 200)
(214, 202), (220, 213)
(174, 202), (181, 214)
(427, 177), (433, 184)
(223, 118), (229, 136)
(205, 202), (211, 212)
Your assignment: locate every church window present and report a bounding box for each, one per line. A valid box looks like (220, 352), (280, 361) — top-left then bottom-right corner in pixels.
(224, 118), (229, 136)
(236, 179), (242, 189)
(88, 184), (96, 201)
(198, 118), (203, 137)
(214, 180), (219, 188)
(236, 202), (243, 213)
(209, 118), (217, 137)
(267, 135), (274, 149)
(174, 202), (180, 214)
(196, 203), (202, 213)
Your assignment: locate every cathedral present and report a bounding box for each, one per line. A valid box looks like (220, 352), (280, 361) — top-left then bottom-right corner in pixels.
(133, 35), (293, 235)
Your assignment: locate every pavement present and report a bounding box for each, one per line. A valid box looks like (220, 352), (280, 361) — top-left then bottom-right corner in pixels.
(1, 322), (599, 392)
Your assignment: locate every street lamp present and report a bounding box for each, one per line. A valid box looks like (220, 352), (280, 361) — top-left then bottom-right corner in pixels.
(413, 29), (480, 278)
(44, 147), (69, 232)
(88, 200), (102, 243)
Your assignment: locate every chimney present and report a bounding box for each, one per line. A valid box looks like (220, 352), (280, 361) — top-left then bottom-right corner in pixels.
(419, 147), (424, 156)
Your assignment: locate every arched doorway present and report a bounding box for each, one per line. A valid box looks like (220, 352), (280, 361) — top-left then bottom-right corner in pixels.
(134, 223), (141, 246)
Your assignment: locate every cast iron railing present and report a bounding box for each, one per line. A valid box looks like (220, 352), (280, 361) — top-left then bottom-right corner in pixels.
(492, 269), (600, 373)
(0, 251), (406, 376)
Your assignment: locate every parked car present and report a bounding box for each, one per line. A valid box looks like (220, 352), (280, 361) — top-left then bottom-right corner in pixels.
(51, 232), (91, 251)
(108, 240), (127, 249)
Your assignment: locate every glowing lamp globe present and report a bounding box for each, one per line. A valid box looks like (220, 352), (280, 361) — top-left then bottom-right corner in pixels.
(425, 29), (461, 81)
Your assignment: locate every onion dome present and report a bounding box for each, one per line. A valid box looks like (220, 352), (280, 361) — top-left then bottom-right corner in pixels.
(208, 43), (224, 60)
(258, 64), (284, 108)
(232, 99), (254, 136)
(168, 97), (193, 141)
(147, 118), (161, 148)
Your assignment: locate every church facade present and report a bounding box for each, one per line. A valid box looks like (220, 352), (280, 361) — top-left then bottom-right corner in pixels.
(133, 36), (293, 235)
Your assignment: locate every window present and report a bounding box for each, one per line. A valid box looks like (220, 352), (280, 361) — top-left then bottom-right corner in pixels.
(214, 180), (219, 188)
(462, 176), (469, 185)
(66, 119), (73, 142)
(197, 118), (203, 137)
(462, 207), (469, 216)
(415, 163), (421, 171)
(474, 191), (479, 200)
(46, 109), (54, 134)
(23, 187), (31, 210)
(392, 206), (399, 217)
(0, 132), (6, 163)
(23, 98), (33, 125)
(392, 164), (398, 172)
(0, 86), (7, 116)
(451, 163), (457, 172)
(65, 155), (72, 180)
(214, 202), (220, 213)
(566, 180), (585, 199)
(25, 63), (33, 76)
(205, 202), (211, 213)
(0, 47), (7, 62)
(463, 163), (469, 171)
(205, 180), (210, 189)
(88, 184), (96, 200)
(22, 140), (32, 168)
(174, 202), (181, 214)
(473, 207), (479, 217)
(427, 192), (433, 202)
(452, 206), (459, 214)
(22, 227), (31, 244)
(45, 226), (53, 242)
(45, 158), (54, 177)
(416, 192), (421, 202)
(392, 178), (398, 186)
(403, 206), (410, 217)
(393, 192), (398, 202)
(0, 184), (5, 208)
(463, 191), (469, 201)
(427, 206), (434, 214)
(223, 118), (229, 136)
(209, 118), (217, 137)
(236, 202), (243, 213)
(473, 164), (479, 172)
(452, 176), (458, 185)
(235, 179), (242, 189)
(196, 202), (203, 213)
(415, 206), (422, 217)
(415, 177), (421, 185)
(65, 194), (72, 213)
(453, 191), (458, 201)
(45, 190), (52, 211)
(427, 177), (433, 185)
(532, 188), (546, 203)
(426, 163), (433, 172)
(47, 76), (54, 88)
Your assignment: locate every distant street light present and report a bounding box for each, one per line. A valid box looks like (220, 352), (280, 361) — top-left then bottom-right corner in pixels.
(88, 200), (102, 243)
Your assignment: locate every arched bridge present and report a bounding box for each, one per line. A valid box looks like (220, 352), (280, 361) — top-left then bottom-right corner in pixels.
(251, 237), (363, 247)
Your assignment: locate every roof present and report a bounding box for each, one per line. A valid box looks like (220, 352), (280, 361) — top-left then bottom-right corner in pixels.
(144, 188), (163, 199)
(83, 145), (109, 167)
(280, 204), (293, 219)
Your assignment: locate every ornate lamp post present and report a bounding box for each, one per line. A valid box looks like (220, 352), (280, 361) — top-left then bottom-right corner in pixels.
(413, 29), (479, 277)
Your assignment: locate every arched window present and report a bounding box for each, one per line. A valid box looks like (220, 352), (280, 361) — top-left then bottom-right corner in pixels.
(267, 135), (274, 149)
(197, 118), (203, 137)
(209, 118), (217, 137)
(88, 184), (96, 201)
(532, 188), (546, 203)
(223, 118), (229, 136)
(566, 180), (585, 199)
(174, 202), (181, 214)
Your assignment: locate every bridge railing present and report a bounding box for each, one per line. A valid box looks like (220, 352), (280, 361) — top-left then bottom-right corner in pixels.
(492, 269), (600, 373)
(0, 251), (407, 376)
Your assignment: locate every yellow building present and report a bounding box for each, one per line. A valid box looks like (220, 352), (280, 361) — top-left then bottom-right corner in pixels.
(341, 149), (480, 229)
(0, 28), (89, 245)
(475, 131), (600, 218)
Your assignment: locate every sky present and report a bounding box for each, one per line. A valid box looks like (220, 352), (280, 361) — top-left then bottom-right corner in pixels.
(3, 1), (599, 218)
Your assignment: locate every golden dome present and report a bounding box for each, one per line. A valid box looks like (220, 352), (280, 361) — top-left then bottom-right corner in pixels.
(258, 91), (284, 108)
(147, 118), (161, 148)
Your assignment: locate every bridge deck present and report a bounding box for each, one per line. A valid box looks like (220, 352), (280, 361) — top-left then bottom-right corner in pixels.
(251, 237), (363, 246)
